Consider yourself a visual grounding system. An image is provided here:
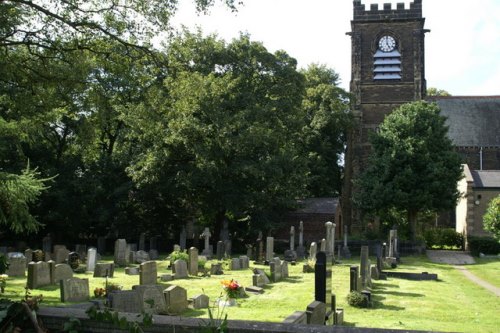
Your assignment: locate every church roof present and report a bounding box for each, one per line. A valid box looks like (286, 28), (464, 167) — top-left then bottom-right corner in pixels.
(427, 96), (500, 148)
(471, 170), (500, 188)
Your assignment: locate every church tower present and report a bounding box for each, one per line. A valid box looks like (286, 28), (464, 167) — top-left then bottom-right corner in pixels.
(343, 0), (428, 232)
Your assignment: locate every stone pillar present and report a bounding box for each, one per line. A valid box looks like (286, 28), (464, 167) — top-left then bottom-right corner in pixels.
(290, 226), (295, 251)
(266, 237), (274, 263)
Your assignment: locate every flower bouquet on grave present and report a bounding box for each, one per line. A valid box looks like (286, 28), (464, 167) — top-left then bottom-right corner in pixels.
(220, 279), (240, 306)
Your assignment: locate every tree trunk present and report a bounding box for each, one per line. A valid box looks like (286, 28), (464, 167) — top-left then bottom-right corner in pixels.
(408, 210), (418, 242)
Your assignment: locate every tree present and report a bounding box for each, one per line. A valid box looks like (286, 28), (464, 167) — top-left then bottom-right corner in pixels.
(427, 87), (451, 96)
(483, 195), (500, 240)
(355, 101), (463, 241)
(126, 31), (308, 238)
(300, 64), (351, 197)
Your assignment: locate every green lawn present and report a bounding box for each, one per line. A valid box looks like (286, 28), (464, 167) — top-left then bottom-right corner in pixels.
(1, 255), (499, 332)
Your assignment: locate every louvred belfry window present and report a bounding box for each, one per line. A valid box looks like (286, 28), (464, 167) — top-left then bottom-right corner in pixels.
(374, 35), (401, 80)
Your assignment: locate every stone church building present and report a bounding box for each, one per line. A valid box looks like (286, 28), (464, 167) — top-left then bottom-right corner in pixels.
(341, 0), (500, 241)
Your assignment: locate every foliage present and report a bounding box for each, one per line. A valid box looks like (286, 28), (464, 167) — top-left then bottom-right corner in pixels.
(0, 165), (51, 234)
(346, 291), (370, 308)
(468, 236), (500, 256)
(355, 101), (463, 241)
(86, 305), (153, 333)
(169, 250), (189, 265)
(62, 317), (82, 333)
(423, 228), (463, 249)
(483, 195), (500, 240)
(427, 88), (451, 96)
(0, 255), (8, 274)
(201, 302), (228, 333)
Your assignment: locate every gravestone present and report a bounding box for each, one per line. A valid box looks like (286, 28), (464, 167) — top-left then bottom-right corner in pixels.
(360, 246), (369, 288)
(164, 285), (188, 314)
(6, 253), (26, 277)
(306, 300), (326, 325)
(270, 257), (283, 282)
(53, 264), (73, 284)
(27, 261), (51, 289)
(224, 240), (232, 258)
(67, 252), (80, 270)
(139, 261), (157, 285)
(296, 221), (306, 260)
(24, 249), (33, 266)
(388, 229), (399, 259)
(192, 294), (209, 309)
(60, 277), (89, 302)
(109, 290), (141, 313)
(139, 233), (146, 251)
(149, 235), (159, 251)
(135, 250), (150, 264)
(125, 267), (139, 275)
(173, 244), (181, 252)
(53, 245), (70, 264)
(42, 234), (52, 254)
(283, 311), (307, 324)
(93, 263), (114, 278)
(201, 228), (212, 257)
(265, 237), (274, 263)
(180, 226), (187, 251)
(75, 244), (86, 261)
(97, 237), (106, 254)
(309, 242), (318, 261)
(86, 248), (97, 272)
(245, 244), (253, 259)
(315, 251), (334, 324)
(220, 219), (230, 242)
(325, 221), (336, 256)
(173, 259), (188, 279)
(320, 239), (326, 252)
(216, 241), (224, 261)
(253, 268), (271, 286)
(290, 226), (295, 251)
(132, 284), (167, 314)
(210, 263), (223, 275)
(257, 231), (264, 263)
(349, 265), (359, 292)
(188, 247), (199, 276)
(239, 255), (250, 269)
(114, 239), (129, 266)
(284, 249), (297, 262)
(230, 258), (241, 270)
(149, 249), (159, 260)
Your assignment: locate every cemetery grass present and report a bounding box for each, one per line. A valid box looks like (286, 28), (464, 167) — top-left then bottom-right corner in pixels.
(462, 257), (500, 287)
(2, 256), (499, 333)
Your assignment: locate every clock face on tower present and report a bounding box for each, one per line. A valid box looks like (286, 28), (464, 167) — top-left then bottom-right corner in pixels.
(378, 35), (396, 52)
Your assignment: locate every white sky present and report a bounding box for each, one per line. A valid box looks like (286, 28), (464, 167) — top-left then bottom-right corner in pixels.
(170, 0), (500, 96)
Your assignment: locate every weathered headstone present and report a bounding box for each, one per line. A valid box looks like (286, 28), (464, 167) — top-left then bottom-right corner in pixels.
(139, 233), (146, 251)
(114, 239), (129, 266)
(173, 259), (188, 279)
(306, 301), (326, 325)
(224, 239), (232, 258)
(315, 251), (334, 324)
(53, 263), (73, 284)
(97, 237), (106, 255)
(180, 226), (187, 251)
(257, 231), (264, 262)
(109, 290), (141, 313)
(139, 261), (157, 285)
(67, 252), (80, 270)
(149, 235), (159, 251)
(210, 263), (223, 275)
(296, 221), (306, 259)
(216, 241), (224, 261)
(135, 250), (150, 264)
(230, 258), (241, 270)
(75, 244), (86, 261)
(60, 277), (89, 302)
(27, 261), (51, 289)
(149, 249), (159, 261)
(325, 221), (335, 256)
(125, 267), (139, 275)
(6, 253), (26, 277)
(42, 234), (52, 254)
(86, 248), (97, 272)
(320, 239), (326, 252)
(24, 249), (33, 266)
(53, 245), (69, 264)
(290, 226), (295, 250)
(309, 242), (318, 262)
(360, 246), (369, 289)
(93, 263), (114, 278)
(239, 255), (250, 269)
(265, 237), (274, 263)
(253, 268), (270, 286)
(132, 284), (167, 314)
(349, 265), (359, 292)
(270, 257), (283, 282)
(188, 247), (199, 276)
(164, 285), (188, 314)
(192, 294), (209, 309)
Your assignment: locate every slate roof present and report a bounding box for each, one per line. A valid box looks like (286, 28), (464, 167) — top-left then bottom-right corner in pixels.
(471, 170), (500, 188)
(294, 198), (339, 214)
(427, 96), (500, 147)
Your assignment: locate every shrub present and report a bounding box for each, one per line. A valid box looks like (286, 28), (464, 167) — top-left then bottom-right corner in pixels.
(468, 236), (500, 256)
(0, 254), (9, 274)
(483, 195), (500, 240)
(424, 228), (463, 249)
(168, 250), (189, 266)
(346, 291), (369, 308)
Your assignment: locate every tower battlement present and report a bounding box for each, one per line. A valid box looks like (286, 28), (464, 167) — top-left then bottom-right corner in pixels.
(353, 0), (422, 20)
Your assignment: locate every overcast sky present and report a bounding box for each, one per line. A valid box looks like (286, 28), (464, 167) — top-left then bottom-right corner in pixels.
(170, 0), (500, 96)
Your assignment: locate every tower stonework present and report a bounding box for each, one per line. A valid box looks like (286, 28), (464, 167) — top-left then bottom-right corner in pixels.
(342, 0), (428, 232)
